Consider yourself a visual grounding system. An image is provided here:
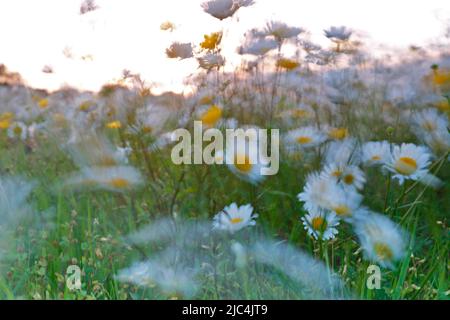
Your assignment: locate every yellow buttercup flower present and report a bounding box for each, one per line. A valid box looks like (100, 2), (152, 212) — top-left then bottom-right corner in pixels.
(0, 119), (11, 129)
(200, 32), (222, 51)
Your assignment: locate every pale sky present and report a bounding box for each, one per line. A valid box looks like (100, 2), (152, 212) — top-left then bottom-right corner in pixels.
(0, 0), (449, 93)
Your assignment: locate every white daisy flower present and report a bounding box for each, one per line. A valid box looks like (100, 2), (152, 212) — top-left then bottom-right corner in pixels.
(201, 0), (254, 20)
(213, 203), (258, 233)
(197, 53), (225, 70)
(264, 21), (304, 41)
(299, 172), (342, 213)
(64, 166), (144, 193)
(322, 163), (366, 191)
(301, 208), (340, 241)
(352, 211), (407, 269)
(7, 121), (28, 140)
(165, 42), (194, 60)
(385, 143), (431, 184)
(284, 126), (327, 150)
(325, 186), (363, 220)
(238, 37), (279, 56)
(421, 128), (450, 156)
(323, 138), (361, 166)
(412, 108), (448, 133)
(225, 138), (267, 184)
(324, 26), (352, 42)
(362, 141), (391, 166)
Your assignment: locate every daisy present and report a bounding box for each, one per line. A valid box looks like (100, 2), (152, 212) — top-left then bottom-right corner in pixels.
(64, 166), (144, 193)
(201, 0), (254, 20)
(301, 208), (339, 240)
(7, 121), (28, 140)
(238, 37), (278, 56)
(165, 42), (194, 60)
(197, 104), (223, 128)
(323, 138), (361, 166)
(297, 172), (340, 212)
(385, 143), (431, 184)
(324, 26), (352, 42)
(352, 212), (407, 269)
(264, 21), (304, 41)
(225, 138), (266, 184)
(213, 203), (258, 233)
(362, 141), (391, 166)
(325, 186), (363, 220)
(322, 163), (366, 191)
(412, 108), (448, 133)
(284, 126), (327, 150)
(197, 53), (225, 70)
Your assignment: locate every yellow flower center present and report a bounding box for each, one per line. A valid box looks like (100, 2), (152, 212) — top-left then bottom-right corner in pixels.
(373, 242), (393, 261)
(328, 128), (349, 140)
(343, 174), (355, 185)
(276, 58), (300, 71)
(38, 98), (49, 109)
(333, 205), (351, 217)
(395, 157), (418, 175)
(200, 105), (222, 127)
(0, 120), (11, 129)
(296, 136), (312, 144)
(230, 217), (244, 224)
(421, 121), (436, 131)
(234, 154), (253, 173)
(311, 216), (327, 231)
(371, 155), (381, 161)
(106, 121), (122, 129)
(13, 126), (23, 135)
(142, 126), (153, 134)
(109, 178), (130, 189)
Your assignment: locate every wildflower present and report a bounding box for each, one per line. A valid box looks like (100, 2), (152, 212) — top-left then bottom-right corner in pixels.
(212, 203), (258, 233)
(301, 208), (339, 240)
(385, 143), (431, 184)
(106, 120), (122, 129)
(412, 108), (448, 133)
(238, 37), (278, 56)
(325, 187), (363, 219)
(0, 175), (35, 226)
(197, 53), (225, 69)
(284, 127), (327, 150)
(362, 141), (391, 166)
(200, 32), (222, 51)
(353, 212), (407, 269)
(201, 0), (254, 20)
(322, 163), (366, 191)
(160, 21), (176, 32)
(264, 21), (304, 41)
(223, 131), (268, 184)
(166, 42), (194, 60)
(198, 104), (222, 128)
(38, 98), (49, 109)
(323, 138), (361, 166)
(64, 166), (144, 193)
(117, 261), (199, 298)
(327, 127), (349, 140)
(7, 121), (28, 140)
(80, 0), (99, 15)
(324, 26), (352, 42)
(276, 58), (300, 71)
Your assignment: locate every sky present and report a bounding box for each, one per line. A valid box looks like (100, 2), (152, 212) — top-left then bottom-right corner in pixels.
(0, 0), (449, 93)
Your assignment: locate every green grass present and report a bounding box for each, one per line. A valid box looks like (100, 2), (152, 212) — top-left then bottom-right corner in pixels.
(0, 126), (448, 300)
